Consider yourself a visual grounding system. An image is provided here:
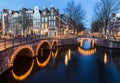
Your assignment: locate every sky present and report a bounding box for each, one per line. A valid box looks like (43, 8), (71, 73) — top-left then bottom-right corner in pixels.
(0, 0), (100, 28)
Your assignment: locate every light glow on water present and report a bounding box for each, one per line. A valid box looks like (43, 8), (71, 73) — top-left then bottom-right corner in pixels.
(11, 59), (34, 81)
(78, 47), (96, 56)
(36, 52), (51, 67)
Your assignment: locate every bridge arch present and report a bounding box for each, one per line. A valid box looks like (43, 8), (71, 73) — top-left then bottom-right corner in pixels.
(52, 39), (58, 50)
(9, 46), (34, 67)
(78, 38), (96, 48)
(36, 40), (51, 56)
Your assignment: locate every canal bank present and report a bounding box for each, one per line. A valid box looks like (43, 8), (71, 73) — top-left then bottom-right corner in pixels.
(95, 39), (120, 49)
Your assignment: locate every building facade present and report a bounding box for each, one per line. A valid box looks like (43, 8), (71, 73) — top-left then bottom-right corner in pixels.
(59, 14), (68, 36)
(0, 15), (2, 36)
(109, 13), (120, 37)
(33, 6), (41, 35)
(1, 6), (68, 38)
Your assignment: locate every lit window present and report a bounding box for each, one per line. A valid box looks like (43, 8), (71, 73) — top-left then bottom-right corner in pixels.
(42, 23), (44, 28)
(45, 23), (48, 28)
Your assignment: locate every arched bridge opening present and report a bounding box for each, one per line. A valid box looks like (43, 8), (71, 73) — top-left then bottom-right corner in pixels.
(79, 38), (96, 49)
(51, 40), (58, 58)
(36, 40), (51, 56)
(36, 40), (51, 67)
(52, 40), (58, 50)
(10, 46), (34, 67)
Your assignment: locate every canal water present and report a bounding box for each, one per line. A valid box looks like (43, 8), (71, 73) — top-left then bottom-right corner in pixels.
(0, 40), (120, 83)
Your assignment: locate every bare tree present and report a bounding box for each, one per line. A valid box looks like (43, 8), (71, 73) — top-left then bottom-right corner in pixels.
(64, 0), (85, 34)
(93, 0), (120, 34)
(91, 20), (104, 32)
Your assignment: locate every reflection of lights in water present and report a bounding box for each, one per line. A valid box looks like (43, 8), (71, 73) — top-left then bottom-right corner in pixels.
(78, 47), (96, 56)
(65, 49), (71, 66)
(92, 40), (95, 48)
(65, 54), (68, 65)
(11, 59), (34, 81)
(80, 40), (83, 47)
(104, 53), (107, 64)
(36, 52), (51, 67)
(52, 48), (58, 58)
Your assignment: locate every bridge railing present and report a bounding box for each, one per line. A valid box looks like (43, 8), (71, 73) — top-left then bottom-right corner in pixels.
(0, 34), (77, 51)
(0, 35), (48, 51)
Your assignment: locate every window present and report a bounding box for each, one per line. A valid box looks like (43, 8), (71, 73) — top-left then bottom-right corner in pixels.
(45, 23), (48, 28)
(117, 17), (120, 21)
(45, 17), (47, 22)
(54, 21), (56, 26)
(38, 22), (40, 25)
(36, 22), (37, 26)
(51, 21), (53, 26)
(51, 16), (53, 20)
(49, 16), (51, 20)
(49, 22), (51, 26)
(42, 23), (44, 28)
(42, 17), (44, 22)
(54, 16), (56, 20)
(43, 11), (46, 15)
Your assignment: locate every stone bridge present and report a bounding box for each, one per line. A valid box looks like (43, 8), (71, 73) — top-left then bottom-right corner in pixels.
(0, 37), (77, 75)
(77, 37), (98, 47)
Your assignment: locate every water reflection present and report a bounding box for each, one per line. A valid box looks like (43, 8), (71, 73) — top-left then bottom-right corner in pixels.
(78, 47), (96, 56)
(104, 52), (108, 64)
(11, 59), (34, 81)
(52, 47), (58, 58)
(36, 49), (51, 67)
(36, 52), (51, 67)
(65, 49), (71, 65)
(78, 39), (96, 56)
(82, 40), (93, 50)
(1, 45), (120, 83)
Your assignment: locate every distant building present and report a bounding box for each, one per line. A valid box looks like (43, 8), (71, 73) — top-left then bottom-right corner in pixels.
(1, 9), (9, 37)
(33, 6), (41, 35)
(1, 6), (68, 38)
(8, 10), (21, 37)
(59, 14), (68, 35)
(25, 8), (33, 35)
(0, 15), (2, 36)
(109, 13), (120, 37)
(41, 6), (60, 37)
